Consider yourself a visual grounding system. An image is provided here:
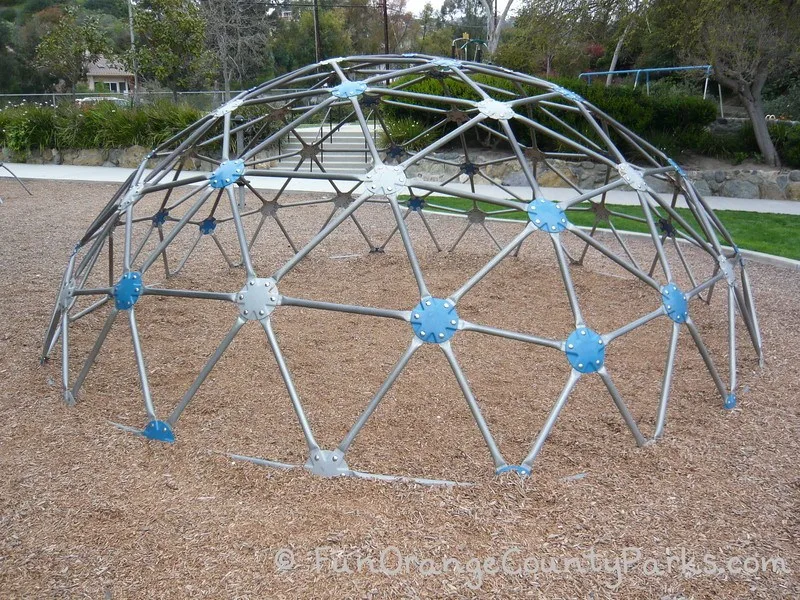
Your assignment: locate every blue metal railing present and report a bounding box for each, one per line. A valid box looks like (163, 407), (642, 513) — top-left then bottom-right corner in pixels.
(578, 65), (724, 116)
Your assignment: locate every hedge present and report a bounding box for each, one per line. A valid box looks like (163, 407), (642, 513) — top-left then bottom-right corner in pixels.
(0, 101), (203, 152)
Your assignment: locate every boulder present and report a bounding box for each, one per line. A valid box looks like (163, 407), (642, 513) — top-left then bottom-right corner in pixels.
(72, 149), (107, 166)
(789, 170), (800, 182)
(758, 181), (785, 200)
(118, 145), (149, 168)
(536, 168), (578, 188)
(719, 179), (760, 199)
(690, 179), (713, 197)
(501, 171), (529, 186)
(786, 182), (800, 201)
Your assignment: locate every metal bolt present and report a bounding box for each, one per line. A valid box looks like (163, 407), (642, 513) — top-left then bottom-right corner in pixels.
(439, 333), (445, 338)
(420, 331), (426, 336)
(561, 218), (566, 223)
(425, 300), (431, 306)
(239, 294), (244, 300)
(596, 360), (601, 365)
(249, 280), (255, 286)
(578, 363), (584, 368)
(568, 343), (574, 349)
(598, 339), (603, 345)
(332, 455), (338, 462)
(551, 225), (557, 231)
(243, 310), (249, 315)
(443, 303), (449, 308)
(450, 320), (457, 325)
(414, 313), (420, 319)
(270, 296), (276, 302)
(314, 454), (320, 461)
(535, 219), (541, 224)
(259, 310), (265, 316)
(581, 330), (586, 335)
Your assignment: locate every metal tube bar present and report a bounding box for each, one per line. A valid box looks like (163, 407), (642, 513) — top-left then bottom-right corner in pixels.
(387, 195), (430, 298)
(280, 296), (409, 321)
(337, 338), (422, 454)
(261, 318), (319, 451)
(460, 320), (563, 351)
(71, 308), (118, 398)
(273, 192), (370, 282)
(167, 316), (247, 425)
(598, 368), (646, 446)
(685, 317), (728, 401)
(441, 342), (507, 469)
(128, 308), (156, 420)
(522, 370), (581, 467)
(452, 225), (534, 303)
(654, 322), (681, 438)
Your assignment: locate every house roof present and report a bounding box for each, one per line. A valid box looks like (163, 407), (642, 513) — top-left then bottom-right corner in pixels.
(86, 56), (132, 77)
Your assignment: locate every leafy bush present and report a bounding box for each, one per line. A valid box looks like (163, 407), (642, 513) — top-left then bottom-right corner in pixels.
(378, 117), (437, 151)
(0, 101), (204, 151)
(764, 81), (800, 121)
(381, 73), (718, 158)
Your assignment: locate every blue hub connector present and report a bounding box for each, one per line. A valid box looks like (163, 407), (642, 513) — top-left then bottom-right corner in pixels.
(209, 159), (245, 189)
(331, 81), (367, 99)
(199, 217), (217, 235)
(661, 283), (688, 323)
(565, 328), (605, 374)
(724, 393), (737, 410)
(410, 297), (459, 343)
(408, 196), (425, 212)
(113, 271), (142, 310)
(152, 209), (169, 226)
(527, 198), (569, 233)
(142, 420), (175, 442)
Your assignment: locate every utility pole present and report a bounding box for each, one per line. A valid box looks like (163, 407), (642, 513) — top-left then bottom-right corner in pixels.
(382, 0), (389, 53)
(313, 0), (322, 62)
(127, 0), (138, 103)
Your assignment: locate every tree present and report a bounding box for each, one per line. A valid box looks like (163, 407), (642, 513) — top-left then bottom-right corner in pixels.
(649, 0), (799, 166)
(131, 0), (214, 98)
(201, 0), (272, 99)
(476, 0), (515, 56)
(34, 7), (107, 91)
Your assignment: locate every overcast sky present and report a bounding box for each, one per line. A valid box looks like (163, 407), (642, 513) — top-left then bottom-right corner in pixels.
(403, 0), (445, 17)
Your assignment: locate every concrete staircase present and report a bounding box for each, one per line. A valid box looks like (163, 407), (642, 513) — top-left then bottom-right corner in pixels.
(275, 123), (377, 174)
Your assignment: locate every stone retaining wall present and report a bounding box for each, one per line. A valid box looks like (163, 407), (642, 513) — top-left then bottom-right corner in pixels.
(4, 145), (800, 201)
(405, 150), (800, 201)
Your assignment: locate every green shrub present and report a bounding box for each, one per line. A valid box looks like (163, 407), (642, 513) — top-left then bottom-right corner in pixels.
(769, 121), (800, 168)
(378, 117), (437, 151)
(0, 101), (204, 151)
(2, 104), (57, 151)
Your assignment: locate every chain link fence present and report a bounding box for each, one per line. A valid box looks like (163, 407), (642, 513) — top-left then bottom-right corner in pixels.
(0, 91), (249, 111)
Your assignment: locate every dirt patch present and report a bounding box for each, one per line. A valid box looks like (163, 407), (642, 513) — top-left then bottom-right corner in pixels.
(0, 178), (798, 598)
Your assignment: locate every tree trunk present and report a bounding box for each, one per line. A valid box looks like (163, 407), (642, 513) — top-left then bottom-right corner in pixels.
(605, 23), (631, 87)
(740, 91), (780, 167)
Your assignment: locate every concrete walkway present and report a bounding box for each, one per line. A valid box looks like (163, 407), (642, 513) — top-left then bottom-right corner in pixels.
(2, 161), (799, 215)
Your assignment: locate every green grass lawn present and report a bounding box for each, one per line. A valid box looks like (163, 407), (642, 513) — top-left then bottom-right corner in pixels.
(414, 197), (800, 261)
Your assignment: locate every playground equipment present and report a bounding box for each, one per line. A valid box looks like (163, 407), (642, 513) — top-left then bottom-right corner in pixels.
(579, 65), (726, 117)
(42, 55), (761, 483)
(451, 33), (487, 63)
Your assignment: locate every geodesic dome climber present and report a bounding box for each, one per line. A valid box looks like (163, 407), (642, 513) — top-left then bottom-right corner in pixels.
(42, 55), (763, 482)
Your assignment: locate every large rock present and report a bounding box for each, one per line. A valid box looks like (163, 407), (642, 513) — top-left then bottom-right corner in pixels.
(118, 145), (149, 168)
(789, 170), (800, 182)
(719, 179), (760, 199)
(787, 182), (800, 201)
(71, 149), (107, 166)
(690, 179), (713, 197)
(536, 168), (578, 188)
(758, 181), (785, 200)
